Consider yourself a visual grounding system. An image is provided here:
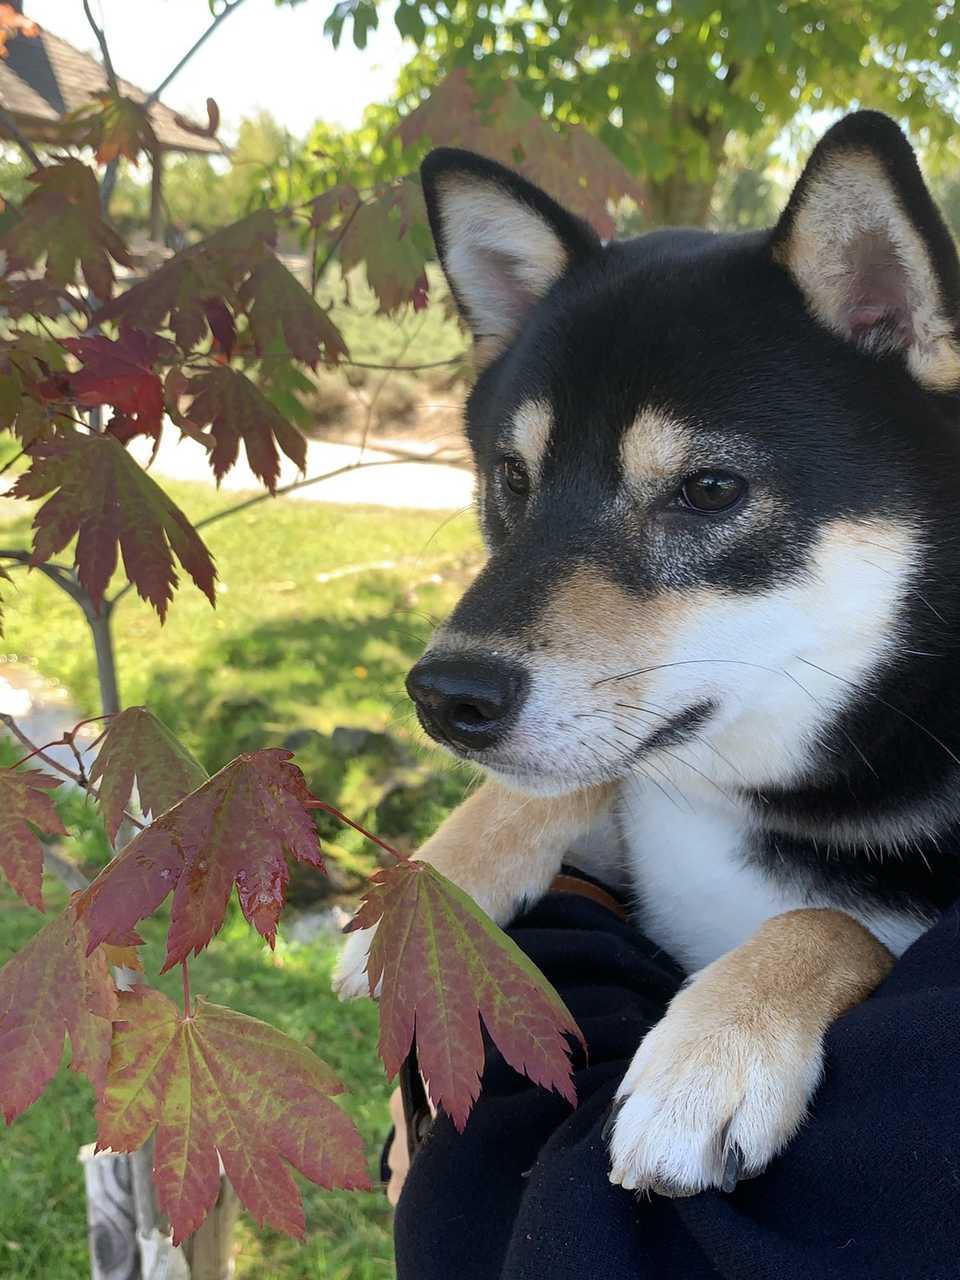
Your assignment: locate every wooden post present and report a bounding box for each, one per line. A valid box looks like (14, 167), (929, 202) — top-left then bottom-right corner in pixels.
(149, 148), (164, 244)
(184, 1176), (241, 1280)
(78, 1146), (140, 1280)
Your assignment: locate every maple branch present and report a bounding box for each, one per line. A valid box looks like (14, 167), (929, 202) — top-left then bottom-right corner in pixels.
(199, 455), (461, 533)
(182, 960), (192, 1018)
(145, 0), (250, 110)
(313, 199), (361, 293)
(343, 358), (463, 372)
(0, 548), (85, 604)
(0, 106), (43, 169)
(82, 0), (119, 92)
(82, 0), (122, 212)
(0, 713), (146, 830)
(311, 800), (405, 862)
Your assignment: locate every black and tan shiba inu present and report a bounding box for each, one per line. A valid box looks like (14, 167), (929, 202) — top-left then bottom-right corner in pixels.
(336, 110), (960, 1197)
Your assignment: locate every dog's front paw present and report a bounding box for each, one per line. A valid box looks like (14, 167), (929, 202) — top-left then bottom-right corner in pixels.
(606, 985), (824, 1196)
(332, 924), (380, 1001)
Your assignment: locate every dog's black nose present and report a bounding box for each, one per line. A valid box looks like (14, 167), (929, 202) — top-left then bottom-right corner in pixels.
(406, 654), (528, 751)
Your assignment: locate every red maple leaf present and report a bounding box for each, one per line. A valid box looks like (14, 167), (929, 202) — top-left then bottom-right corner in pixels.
(75, 749), (325, 970)
(0, 767), (67, 910)
(0, 907), (117, 1123)
(97, 987), (370, 1243)
(182, 365), (307, 493)
(13, 432), (217, 619)
(89, 706), (208, 844)
(95, 210), (275, 351)
(396, 68), (645, 238)
(38, 331), (174, 446)
(351, 860), (585, 1130)
(203, 298), (236, 359)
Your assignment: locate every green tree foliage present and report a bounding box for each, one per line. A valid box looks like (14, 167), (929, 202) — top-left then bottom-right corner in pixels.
(111, 112), (298, 241)
(315, 0), (960, 226)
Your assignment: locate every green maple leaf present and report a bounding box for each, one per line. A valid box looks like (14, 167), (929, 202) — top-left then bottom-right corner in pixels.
(2, 159), (132, 298)
(241, 253), (348, 367)
(64, 91), (159, 166)
(97, 988), (370, 1243)
(339, 181), (431, 314)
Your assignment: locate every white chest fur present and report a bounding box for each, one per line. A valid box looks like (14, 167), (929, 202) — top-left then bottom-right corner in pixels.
(618, 776), (929, 972)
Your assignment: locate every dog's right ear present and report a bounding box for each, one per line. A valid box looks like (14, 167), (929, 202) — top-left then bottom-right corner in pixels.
(421, 148), (599, 367)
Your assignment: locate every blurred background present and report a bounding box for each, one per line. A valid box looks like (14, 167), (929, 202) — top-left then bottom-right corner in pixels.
(3, 0), (960, 1275)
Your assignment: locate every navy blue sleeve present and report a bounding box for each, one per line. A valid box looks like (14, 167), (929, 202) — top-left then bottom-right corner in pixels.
(393, 893), (960, 1280)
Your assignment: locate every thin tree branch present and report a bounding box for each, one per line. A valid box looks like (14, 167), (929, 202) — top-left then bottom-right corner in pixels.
(0, 549), (85, 603)
(107, 450), (469, 609)
(193, 452), (466, 531)
(82, 0), (121, 212)
(0, 106), (43, 168)
(0, 712), (145, 830)
(82, 0), (119, 91)
(343, 358), (463, 372)
(44, 846), (89, 892)
(313, 199), (361, 294)
(146, 0), (250, 109)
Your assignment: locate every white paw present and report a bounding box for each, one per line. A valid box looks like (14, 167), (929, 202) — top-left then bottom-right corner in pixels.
(331, 924), (380, 1001)
(607, 991), (824, 1196)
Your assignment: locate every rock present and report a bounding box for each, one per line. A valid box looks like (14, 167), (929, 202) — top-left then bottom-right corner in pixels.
(281, 728), (328, 754)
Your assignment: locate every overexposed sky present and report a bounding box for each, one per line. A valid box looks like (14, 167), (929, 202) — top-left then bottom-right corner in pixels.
(25, 0), (410, 139)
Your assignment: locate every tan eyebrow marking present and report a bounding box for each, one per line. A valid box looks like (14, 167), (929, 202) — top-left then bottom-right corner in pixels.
(509, 398), (554, 480)
(619, 409), (692, 491)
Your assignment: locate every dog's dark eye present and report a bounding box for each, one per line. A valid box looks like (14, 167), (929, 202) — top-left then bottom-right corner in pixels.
(679, 471), (747, 513)
(501, 456), (530, 497)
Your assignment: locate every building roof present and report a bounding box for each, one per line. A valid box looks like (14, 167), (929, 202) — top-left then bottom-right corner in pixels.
(0, 25), (222, 155)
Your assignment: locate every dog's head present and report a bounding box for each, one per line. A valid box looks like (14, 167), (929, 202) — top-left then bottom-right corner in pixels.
(408, 112), (960, 808)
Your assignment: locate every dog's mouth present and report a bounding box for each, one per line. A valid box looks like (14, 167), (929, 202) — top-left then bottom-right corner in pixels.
(414, 694), (718, 795)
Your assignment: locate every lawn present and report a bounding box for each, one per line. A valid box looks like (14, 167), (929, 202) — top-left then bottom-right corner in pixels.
(0, 476), (485, 1278)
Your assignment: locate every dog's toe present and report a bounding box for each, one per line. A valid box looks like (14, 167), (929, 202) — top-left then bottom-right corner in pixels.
(606, 999), (825, 1196)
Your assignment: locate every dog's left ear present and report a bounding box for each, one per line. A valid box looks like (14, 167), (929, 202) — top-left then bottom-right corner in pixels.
(772, 111), (960, 390)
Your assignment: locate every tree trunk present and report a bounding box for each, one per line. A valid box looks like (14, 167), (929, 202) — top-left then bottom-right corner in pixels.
(644, 171), (717, 227)
(85, 600), (121, 715)
(642, 104), (729, 228)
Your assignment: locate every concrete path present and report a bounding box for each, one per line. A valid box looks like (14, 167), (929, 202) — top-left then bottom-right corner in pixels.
(130, 425), (476, 511)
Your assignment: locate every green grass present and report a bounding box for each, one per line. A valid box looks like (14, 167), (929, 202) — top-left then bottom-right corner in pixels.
(0, 477), (484, 855)
(322, 264), (466, 368)
(0, 479), (485, 1277)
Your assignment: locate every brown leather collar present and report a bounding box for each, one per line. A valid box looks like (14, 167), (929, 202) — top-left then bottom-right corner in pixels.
(548, 872), (628, 921)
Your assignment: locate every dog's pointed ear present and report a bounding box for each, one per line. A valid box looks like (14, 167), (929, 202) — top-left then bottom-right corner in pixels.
(421, 148), (600, 367)
(772, 111), (960, 390)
